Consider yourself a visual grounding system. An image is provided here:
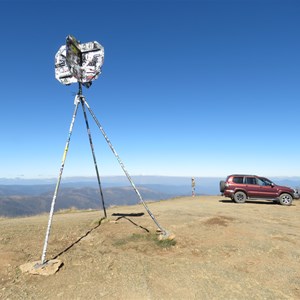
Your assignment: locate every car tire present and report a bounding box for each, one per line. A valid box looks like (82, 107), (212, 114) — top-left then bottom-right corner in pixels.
(220, 181), (226, 193)
(279, 193), (293, 206)
(233, 191), (246, 203)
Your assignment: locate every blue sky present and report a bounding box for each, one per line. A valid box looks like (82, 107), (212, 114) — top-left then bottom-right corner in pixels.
(1, 0), (299, 179)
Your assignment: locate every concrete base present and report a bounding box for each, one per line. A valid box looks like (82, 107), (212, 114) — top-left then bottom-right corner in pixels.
(20, 259), (63, 276)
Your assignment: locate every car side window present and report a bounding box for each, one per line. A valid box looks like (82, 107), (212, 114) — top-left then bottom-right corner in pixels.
(233, 177), (243, 184)
(245, 177), (257, 185)
(257, 178), (265, 186)
(260, 178), (272, 186)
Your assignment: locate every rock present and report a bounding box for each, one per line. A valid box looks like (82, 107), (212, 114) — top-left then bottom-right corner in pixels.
(158, 232), (176, 241)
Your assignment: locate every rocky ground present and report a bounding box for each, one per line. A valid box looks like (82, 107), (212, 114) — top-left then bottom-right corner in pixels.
(1, 195), (300, 299)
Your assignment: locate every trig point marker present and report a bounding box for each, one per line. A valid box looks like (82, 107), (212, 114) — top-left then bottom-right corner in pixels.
(25, 34), (174, 270)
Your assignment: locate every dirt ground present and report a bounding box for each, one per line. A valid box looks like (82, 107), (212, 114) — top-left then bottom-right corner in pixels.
(1, 195), (300, 299)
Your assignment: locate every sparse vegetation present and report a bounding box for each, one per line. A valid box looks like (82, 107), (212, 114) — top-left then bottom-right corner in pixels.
(113, 232), (176, 249)
(1, 196), (300, 299)
(154, 235), (177, 248)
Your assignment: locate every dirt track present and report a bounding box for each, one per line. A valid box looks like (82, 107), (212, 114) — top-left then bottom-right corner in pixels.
(1, 196), (300, 299)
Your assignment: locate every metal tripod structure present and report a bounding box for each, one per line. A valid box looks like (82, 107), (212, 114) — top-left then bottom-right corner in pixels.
(40, 83), (169, 265)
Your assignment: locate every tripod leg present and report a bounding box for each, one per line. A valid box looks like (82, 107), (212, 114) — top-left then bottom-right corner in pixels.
(80, 96), (107, 218)
(83, 99), (171, 238)
(40, 96), (80, 265)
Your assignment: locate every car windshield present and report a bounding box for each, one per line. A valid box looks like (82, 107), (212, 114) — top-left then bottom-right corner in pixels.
(258, 177), (273, 186)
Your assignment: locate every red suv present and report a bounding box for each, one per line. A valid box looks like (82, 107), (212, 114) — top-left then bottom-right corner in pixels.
(220, 174), (299, 206)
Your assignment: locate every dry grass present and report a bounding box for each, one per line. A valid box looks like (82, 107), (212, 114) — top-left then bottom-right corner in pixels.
(1, 196), (300, 299)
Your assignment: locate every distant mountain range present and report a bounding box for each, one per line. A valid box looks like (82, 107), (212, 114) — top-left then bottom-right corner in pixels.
(0, 176), (299, 217)
(0, 185), (172, 217)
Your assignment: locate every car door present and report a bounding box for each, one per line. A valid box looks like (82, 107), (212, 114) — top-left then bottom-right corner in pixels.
(257, 177), (278, 198)
(244, 176), (261, 197)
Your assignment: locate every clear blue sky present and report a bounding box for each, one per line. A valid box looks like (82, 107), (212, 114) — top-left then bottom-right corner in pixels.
(1, 0), (299, 179)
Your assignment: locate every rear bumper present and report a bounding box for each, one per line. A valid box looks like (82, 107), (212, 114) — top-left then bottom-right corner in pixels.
(223, 190), (234, 198)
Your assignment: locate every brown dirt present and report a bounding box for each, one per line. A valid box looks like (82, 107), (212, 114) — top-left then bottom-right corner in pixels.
(1, 196), (300, 299)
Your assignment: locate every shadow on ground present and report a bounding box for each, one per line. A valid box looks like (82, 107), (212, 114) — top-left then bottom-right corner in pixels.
(219, 199), (278, 205)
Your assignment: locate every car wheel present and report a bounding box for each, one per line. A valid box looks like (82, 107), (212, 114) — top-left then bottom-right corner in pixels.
(220, 181), (226, 193)
(233, 191), (246, 203)
(279, 193), (293, 206)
